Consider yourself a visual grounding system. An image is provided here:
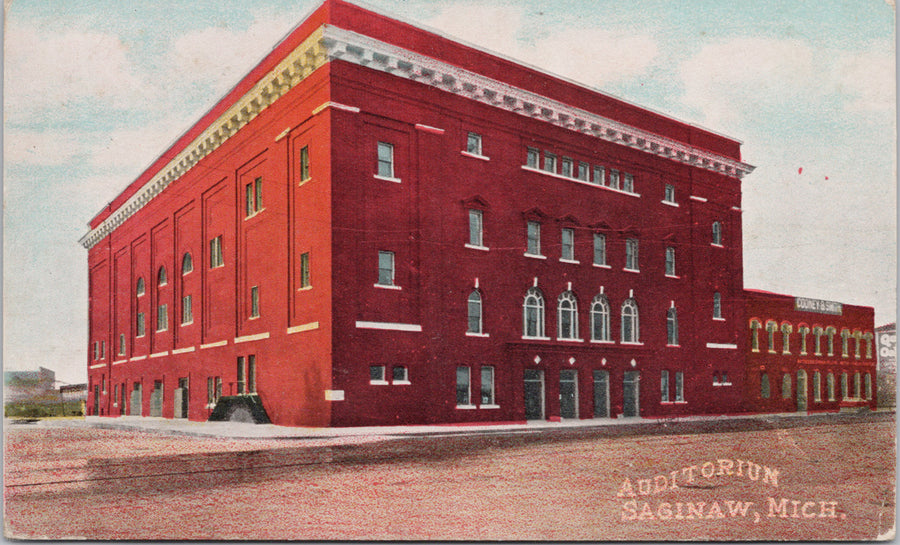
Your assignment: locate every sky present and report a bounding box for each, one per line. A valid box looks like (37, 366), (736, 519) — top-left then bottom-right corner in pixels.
(4, 0), (896, 385)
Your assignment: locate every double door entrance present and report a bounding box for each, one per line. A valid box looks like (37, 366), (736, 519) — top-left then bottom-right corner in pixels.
(524, 369), (640, 420)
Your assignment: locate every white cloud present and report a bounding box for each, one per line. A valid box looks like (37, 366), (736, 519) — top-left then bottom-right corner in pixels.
(4, 22), (152, 122)
(4, 130), (83, 166)
(832, 45), (895, 114)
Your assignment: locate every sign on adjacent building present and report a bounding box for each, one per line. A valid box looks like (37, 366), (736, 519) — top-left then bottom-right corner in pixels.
(794, 297), (843, 315)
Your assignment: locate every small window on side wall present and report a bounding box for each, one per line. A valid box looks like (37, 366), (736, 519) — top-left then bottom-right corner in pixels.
(393, 366), (409, 384)
(468, 209), (484, 247)
(377, 251), (395, 286)
(370, 365), (386, 384)
(377, 142), (394, 178)
(466, 133), (482, 155)
(712, 221), (723, 246)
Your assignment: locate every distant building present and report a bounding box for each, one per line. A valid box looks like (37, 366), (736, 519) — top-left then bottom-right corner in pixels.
(59, 384), (89, 403)
(875, 323), (896, 407)
(4, 367), (56, 403)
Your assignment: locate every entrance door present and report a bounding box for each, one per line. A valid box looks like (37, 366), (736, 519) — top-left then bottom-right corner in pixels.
(623, 371), (640, 417)
(524, 369), (545, 420)
(175, 377), (189, 418)
(796, 370), (808, 412)
(593, 370), (610, 418)
(92, 384), (100, 416)
(150, 380), (163, 417)
(130, 382), (142, 416)
(560, 370), (578, 419)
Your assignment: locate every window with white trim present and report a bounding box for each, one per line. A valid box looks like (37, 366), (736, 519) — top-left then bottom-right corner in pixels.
(625, 238), (639, 271)
(377, 142), (394, 178)
(623, 173), (635, 193)
(468, 209), (484, 247)
(577, 161), (589, 181)
(557, 291), (578, 340)
(665, 247), (676, 277)
(593, 165), (605, 186)
(621, 298), (639, 343)
(456, 366), (471, 406)
(158, 266), (167, 287)
(210, 236), (224, 268)
(593, 233), (607, 266)
(467, 290), (483, 334)
(591, 294), (611, 342)
(370, 365), (386, 384)
(667, 307), (678, 346)
(523, 287), (545, 338)
(543, 152), (556, 173)
(466, 132), (482, 155)
(526, 221), (541, 256)
(377, 251), (395, 286)
(713, 292), (722, 319)
(712, 221), (722, 245)
(526, 147), (539, 168)
(481, 366), (495, 405)
(664, 184), (676, 203)
(561, 228), (575, 261)
(245, 177), (263, 217)
(393, 366), (409, 384)
(561, 157), (573, 177)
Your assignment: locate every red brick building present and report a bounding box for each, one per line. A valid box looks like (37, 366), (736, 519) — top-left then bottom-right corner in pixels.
(744, 290), (877, 413)
(81, 0), (868, 427)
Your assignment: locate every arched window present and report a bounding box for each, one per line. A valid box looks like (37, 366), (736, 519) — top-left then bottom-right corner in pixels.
(523, 287), (545, 338)
(781, 322), (792, 354)
(749, 319), (762, 352)
(840, 372), (849, 399)
(853, 372), (861, 399)
(798, 325), (810, 355)
(765, 321), (778, 353)
(557, 291), (578, 340)
(760, 373), (770, 399)
(840, 329), (851, 358)
(865, 374), (873, 400)
(813, 326), (824, 355)
(621, 298), (639, 343)
(813, 371), (821, 402)
(158, 266), (167, 287)
(713, 292), (722, 319)
(852, 330), (863, 359)
(467, 290), (482, 334)
(826, 326), (837, 356)
(863, 332), (874, 359)
(782, 373), (792, 399)
(666, 307), (678, 346)
(827, 373), (835, 401)
(182, 253), (193, 275)
(712, 221), (722, 245)
(136, 277), (145, 297)
(590, 295), (611, 342)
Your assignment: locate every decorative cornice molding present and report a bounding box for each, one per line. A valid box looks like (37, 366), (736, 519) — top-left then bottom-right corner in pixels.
(81, 23), (754, 250)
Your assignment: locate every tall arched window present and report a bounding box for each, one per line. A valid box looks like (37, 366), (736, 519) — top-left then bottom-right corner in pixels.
(467, 290), (482, 334)
(182, 253), (193, 275)
(557, 291), (578, 339)
(590, 295), (610, 342)
(760, 373), (770, 399)
(781, 373), (792, 399)
(523, 287), (545, 338)
(712, 221), (722, 245)
(666, 307), (678, 346)
(749, 319), (761, 352)
(826, 326), (837, 356)
(827, 372), (835, 401)
(865, 373), (872, 400)
(840, 372), (849, 399)
(781, 322), (792, 354)
(813, 371), (821, 402)
(798, 325), (810, 355)
(813, 326), (824, 355)
(713, 292), (722, 319)
(765, 321), (778, 353)
(852, 330), (862, 359)
(136, 277), (145, 297)
(621, 298), (639, 343)
(840, 329), (851, 358)
(158, 266), (167, 286)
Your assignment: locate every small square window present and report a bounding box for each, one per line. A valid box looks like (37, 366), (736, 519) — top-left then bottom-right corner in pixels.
(466, 133), (482, 155)
(543, 152), (557, 173)
(561, 157), (573, 177)
(377, 142), (394, 178)
(393, 366), (408, 383)
(377, 251), (395, 286)
(526, 148), (539, 168)
(370, 365), (386, 384)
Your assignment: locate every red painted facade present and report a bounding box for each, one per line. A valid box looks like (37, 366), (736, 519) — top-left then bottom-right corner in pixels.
(82, 0), (871, 427)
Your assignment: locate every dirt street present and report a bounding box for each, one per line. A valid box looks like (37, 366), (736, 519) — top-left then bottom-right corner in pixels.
(4, 413), (895, 540)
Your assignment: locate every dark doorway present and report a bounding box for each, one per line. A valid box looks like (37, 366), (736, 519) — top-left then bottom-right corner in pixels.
(593, 370), (609, 418)
(560, 370), (578, 419)
(524, 369), (545, 420)
(623, 371), (640, 417)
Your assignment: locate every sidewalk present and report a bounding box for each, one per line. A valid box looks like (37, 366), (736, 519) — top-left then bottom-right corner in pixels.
(26, 408), (893, 440)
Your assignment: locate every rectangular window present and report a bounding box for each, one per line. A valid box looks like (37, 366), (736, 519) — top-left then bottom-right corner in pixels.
(248, 355), (256, 393)
(377, 142), (394, 178)
(623, 173), (634, 193)
(661, 370), (670, 402)
(181, 295), (193, 325)
(156, 304), (168, 332)
(392, 366), (408, 383)
(593, 233), (607, 266)
(675, 372), (684, 402)
(468, 209), (484, 247)
(593, 165), (605, 186)
(543, 152), (557, 173)
(370, 365), (386, 384)
(299, 146), (310, 181)
(609, 169), (620, 189)
(526, 147), (539, 168)
(100, 341), (105, 360)
(665, 247), (676, 276)
(210, 236), (224, 268)
(136, 312), (145, 337)
(300, 252), (311, 288)
(250, 286), (259, 318)
(625, 239), (639, 271)
(577, 162), (589, 181)
(207, 376), (222, 405)
(118, 334), (126, 356)
(466, 132), (482, 155)
(561, 157), (573, 177)
(456, 366), (471, 406)
(113, 384), (118, 406)
(245, 178), (263, 217)
(481, 366), (495, 405)
(664, 184), (675, 203)
(92, 342), (98, 361)
(526, 221), (541, 255)
(377, 251), (395, 286)
(237, 356), (246, 394)
(561, 228), (575, 261)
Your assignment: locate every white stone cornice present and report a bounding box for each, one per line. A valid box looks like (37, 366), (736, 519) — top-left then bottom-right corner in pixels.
(81, 22), (754, 250)
(321, 25), (754, 179)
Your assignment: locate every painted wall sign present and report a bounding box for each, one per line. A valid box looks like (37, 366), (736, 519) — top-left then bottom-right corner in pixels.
(794, 297), (843, 315)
